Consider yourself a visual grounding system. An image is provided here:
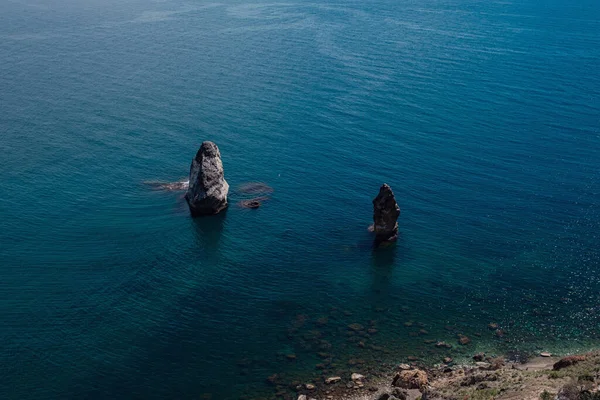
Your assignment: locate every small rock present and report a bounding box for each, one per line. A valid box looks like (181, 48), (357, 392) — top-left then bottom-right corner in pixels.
(351, 373), (365, 381)
(325, 376), (341, 384)
(435, 341), (452, 349)
(286, 354), (297, 360)
(488, 323), (499, 330)
(266, 374), (279, 385)
(238, 199), (262, 209)
(305, 383), (316, 390)
(458, 335), (471, 345)
(475, 362), (491, 369)
(398, 363), (411, 370)
(473, 352), (485, 361)
(392, 388), (409, 399)
(297, 396), (307, 400)
(443, 357), (453, 364)
(489, 357), (505, 370)
(348, 323), (364, 331)
(540, 352), (552, 357)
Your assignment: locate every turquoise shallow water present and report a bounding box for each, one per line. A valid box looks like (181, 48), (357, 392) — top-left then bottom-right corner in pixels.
(1, 0), (599, 398)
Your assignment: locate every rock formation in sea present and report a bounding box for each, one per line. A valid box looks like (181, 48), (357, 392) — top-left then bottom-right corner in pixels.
(372, 184), (400, 244)
(238, 196), (270, 209)
(185, 141), (229, 216)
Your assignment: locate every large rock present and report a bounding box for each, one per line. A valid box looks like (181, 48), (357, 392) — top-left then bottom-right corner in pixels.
(185, 141), (229, 216)
(553, 355), (586, 370)
(392, 369), (428, 390)
(372, 184), (400, 243)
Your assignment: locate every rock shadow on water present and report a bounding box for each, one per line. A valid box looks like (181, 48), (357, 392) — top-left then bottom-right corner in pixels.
(370, 242), (397, 298)
(190, 210), (227, 260)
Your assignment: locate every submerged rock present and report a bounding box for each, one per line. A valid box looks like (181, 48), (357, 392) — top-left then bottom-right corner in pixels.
(372, 184), (400, 244)
(458, 334), (471, 345)
(144, 180), (189, 191)
(238, 182), (274, 195)
(185, 141), (229, 216)
(238, 196), (270, 209)
(239, 199), (261, 209)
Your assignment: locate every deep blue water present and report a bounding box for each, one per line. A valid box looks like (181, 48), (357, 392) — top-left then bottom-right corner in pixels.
(1, 0), (599, 398)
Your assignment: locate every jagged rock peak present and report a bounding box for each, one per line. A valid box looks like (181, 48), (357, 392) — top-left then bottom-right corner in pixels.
(372, 183), (400, 243)
(185, 141), (229, 216)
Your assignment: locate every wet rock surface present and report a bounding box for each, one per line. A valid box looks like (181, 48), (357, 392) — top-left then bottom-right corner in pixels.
(239, 198), (265, 209)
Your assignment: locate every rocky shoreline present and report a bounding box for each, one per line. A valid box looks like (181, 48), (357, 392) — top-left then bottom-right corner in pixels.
(275, 350), (600, 400)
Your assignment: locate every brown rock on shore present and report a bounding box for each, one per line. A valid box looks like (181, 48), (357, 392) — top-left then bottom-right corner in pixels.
(392, 369), (428, 390)
(553, 355), (586, 370)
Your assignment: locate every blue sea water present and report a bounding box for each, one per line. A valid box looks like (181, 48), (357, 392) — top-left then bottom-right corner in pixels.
(1, 0), (599, 398)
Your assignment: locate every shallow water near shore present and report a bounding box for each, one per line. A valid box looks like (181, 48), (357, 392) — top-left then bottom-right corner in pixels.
(1, 0), (599, 398)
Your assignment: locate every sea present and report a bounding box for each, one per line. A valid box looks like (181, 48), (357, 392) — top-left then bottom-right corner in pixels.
(1, 0), (599, 398)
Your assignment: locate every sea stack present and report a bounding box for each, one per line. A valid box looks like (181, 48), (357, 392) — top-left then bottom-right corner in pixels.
(185, 141), (229, 216)
(372, 183), (400, 244)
